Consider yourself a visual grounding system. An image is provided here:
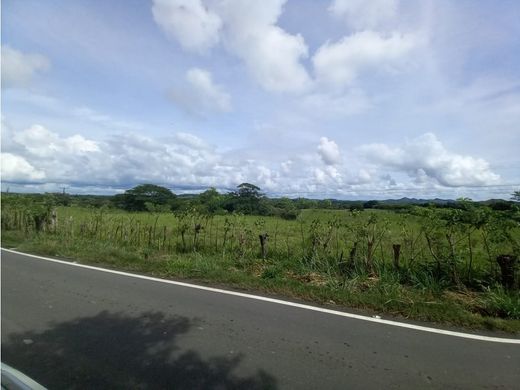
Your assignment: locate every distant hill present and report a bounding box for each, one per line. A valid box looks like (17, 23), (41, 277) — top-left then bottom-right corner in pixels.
(376, 197), (454, 205)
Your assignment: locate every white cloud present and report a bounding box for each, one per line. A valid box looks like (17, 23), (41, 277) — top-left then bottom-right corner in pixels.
(317, 137), (341, 165)
(359, 133), (500, 187)
(329, 0), (399, 30)
(174, 132), (212, 150)
(6, 125), (103, 184)
(151, 0), (222, 53)
(314, 167), (327, 184)
(2, 123), (283, 190)
(238, 25), (310, 93)
(281, 160), (293, 174)
(169, 68), (231, 114)
(313, 165), (343, 186)
(1, 45), (50, 89)
(12, 125), (100, 158)
(65, 134), (101, 154)
(1, 122), (507, 198)
(217, 0), (311, 93)
(1, 153), (46, 181)
(154, 0), (311, 93)
(313, 31), (417, 91)
(1, 122), (344, 193)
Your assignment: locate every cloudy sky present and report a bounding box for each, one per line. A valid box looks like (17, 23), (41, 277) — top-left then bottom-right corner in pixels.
(1, 0), (519, 199)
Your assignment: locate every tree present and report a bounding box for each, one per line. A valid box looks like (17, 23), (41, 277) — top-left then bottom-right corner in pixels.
(512, 191), (520, 202)
(224, 183), (265, 215)
(236, 183), (263, 199)
(363, 200), (379, 209)
(113, 184), (177, 211)
(271, 197), (299, 220)
(197, 187), (223, 213)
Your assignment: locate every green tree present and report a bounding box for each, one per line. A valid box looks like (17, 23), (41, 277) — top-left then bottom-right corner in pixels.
(236, 183), (263, 199)
(271, 197), (299, 219)
(113, 184), (177, 211)
(197, 187), (223, 213)
(226, 183), (265, 215)
(363, 200), (379, 209)
(512, 191), (520, 202)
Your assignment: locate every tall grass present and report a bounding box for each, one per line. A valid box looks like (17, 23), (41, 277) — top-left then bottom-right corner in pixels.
(2, 201), (518, 289)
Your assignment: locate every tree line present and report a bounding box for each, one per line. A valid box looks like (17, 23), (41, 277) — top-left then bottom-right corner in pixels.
(3, 184), (519, 218)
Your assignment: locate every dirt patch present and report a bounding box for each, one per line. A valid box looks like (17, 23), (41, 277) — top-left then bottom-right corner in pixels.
(249, 263), (269, 278)
(286, 271), (328, 286)
(443, 290), (480, 307)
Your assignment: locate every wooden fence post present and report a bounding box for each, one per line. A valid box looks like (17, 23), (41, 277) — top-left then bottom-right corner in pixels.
(497, 255), (517, 290)
(392, 244), (401, 271)
(259, 233), (269, 259)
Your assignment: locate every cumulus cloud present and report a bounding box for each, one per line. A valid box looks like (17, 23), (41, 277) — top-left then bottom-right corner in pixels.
(169, 68), (231, 114)
(12, 125), (100, 158)
(314, 167), (327, 184)
(153, 1), (421, 98)
(313, 165), (344, 187)
(151, 0), (222, 53)
(2, 122), (504, 198)
(2, 123), (215, 187)
(3, 124), (102, 184)
(153, 0), (311, 93)
(329, 0), (399, 30)
(280, 160), (293, 174)
(2, 122), (354, 194)
(1, 153), (46, 182)
(174, 131), (212, 150)
(359, 133), (500, 187)
(313, 31), (417, 90)
(1, 45), (50, 89)
(317, 137), (341, 165)
(215, 0), (310, 93)
(233, 24), (310, 93)
(2, 123), (286, 190)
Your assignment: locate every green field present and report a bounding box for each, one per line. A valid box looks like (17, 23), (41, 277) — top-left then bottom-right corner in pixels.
(2, 197), (519, 332)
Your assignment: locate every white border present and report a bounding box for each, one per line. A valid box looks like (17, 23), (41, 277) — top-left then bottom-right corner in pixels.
(2, 248), (519, 344)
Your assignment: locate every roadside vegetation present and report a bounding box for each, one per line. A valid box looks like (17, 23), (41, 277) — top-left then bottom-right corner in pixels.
(2, 186), (519, 332)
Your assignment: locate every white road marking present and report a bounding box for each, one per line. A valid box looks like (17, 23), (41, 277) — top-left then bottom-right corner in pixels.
(2, 248), (520, 344)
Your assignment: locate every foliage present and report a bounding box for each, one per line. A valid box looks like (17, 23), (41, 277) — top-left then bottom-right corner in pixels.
(512, 190), (520, 202)
(112, 184), (177, 211)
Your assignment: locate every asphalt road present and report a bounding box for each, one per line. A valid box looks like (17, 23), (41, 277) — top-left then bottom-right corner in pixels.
(2, 249), (519, 389)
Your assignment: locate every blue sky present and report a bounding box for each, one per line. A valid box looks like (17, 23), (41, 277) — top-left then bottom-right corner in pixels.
(1, 0), (519, 199)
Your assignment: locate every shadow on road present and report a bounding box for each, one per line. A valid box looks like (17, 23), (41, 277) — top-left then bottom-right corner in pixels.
(1, 311), (277, 389)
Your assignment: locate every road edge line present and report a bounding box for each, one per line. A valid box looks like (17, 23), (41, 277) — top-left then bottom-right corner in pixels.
(2, 248), (519, 344)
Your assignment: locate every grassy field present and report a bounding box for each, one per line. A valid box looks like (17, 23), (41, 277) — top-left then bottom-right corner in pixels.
(2, 201), (519, 332)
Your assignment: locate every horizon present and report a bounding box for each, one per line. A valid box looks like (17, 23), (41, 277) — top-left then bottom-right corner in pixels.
(2, 186), (517, 203)
(2, 1), (519, 200)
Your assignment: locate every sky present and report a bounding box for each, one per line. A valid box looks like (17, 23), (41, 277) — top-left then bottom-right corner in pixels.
(1, 0), (519, 200)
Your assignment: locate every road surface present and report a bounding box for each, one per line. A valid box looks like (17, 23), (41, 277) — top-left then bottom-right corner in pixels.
(2, 249), (519, 389)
